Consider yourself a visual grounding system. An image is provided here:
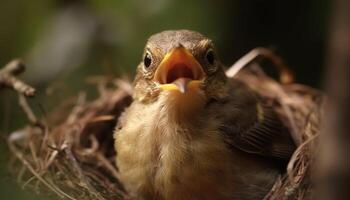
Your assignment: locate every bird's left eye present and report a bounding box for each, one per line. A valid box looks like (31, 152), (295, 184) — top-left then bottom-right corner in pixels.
(206, 49), (215, 65)
(144, 52), (152, 68)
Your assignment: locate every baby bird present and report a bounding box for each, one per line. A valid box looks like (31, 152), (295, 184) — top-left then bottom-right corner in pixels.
(114, 30), (295, 200)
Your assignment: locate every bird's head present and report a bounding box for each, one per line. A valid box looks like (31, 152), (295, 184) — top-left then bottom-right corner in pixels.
(133, 30), (228, 116)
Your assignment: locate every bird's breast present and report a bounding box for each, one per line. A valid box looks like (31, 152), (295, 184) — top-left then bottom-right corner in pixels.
(115, 98), (279, 200)
(115, 101), (236, 200)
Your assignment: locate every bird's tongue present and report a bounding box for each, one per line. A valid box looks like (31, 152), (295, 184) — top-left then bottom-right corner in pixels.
(172, 78), (191, 93)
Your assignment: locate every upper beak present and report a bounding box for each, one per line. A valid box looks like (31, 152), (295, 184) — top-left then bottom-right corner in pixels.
(154, 45), (205, 93)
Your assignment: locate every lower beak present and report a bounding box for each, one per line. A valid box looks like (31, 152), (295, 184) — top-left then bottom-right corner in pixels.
(153, 46), (204, 93)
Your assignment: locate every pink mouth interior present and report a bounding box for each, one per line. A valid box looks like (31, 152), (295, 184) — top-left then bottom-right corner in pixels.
(166, 64), (194, 84)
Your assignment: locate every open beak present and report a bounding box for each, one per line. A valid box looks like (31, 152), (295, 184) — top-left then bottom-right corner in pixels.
(154, 45), (205, 93)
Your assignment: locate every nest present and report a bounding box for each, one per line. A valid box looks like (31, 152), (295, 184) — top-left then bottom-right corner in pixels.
(7, 48), (323, 200)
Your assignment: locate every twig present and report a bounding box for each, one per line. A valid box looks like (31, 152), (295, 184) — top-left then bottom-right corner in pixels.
(96, 152), (123, 181)
(0, 59), (35, 97)
(18, 94), (45, 129)
(64, 147), (105, 200)
(114, 79), (134, 95)
(8, 139), (76, 200)
(66, 92), (86, 125)
(278, 92), (302, 145)
(226, 47), (294, 84)
(18, 94), (38, 124)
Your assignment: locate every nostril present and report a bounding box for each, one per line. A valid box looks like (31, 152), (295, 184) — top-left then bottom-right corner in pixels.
(166, 64), (194, 83)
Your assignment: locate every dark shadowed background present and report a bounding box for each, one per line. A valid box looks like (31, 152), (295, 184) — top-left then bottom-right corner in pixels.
(0, 0), (329, 199)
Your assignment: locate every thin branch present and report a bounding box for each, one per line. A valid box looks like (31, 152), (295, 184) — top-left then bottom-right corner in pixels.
(0, 59), (35, 97)
(18, 94), (38, 124)
(64, 147), (105, 200)
(8, 139), (76, 200)
(18, 94), (45, 129)
(226, 47), (294, 84)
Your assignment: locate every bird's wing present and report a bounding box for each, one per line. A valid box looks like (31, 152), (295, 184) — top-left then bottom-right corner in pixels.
(218, 80), (296, 160)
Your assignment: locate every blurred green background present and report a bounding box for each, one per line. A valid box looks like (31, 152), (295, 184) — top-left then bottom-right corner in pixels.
(0, 0), (329, 199)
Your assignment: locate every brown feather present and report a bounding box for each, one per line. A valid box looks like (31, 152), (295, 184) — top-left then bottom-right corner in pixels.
(216, 79), (296, 161)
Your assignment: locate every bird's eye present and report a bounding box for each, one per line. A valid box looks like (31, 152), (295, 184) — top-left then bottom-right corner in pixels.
(144, 52), (152, 68)
(206, 49), (215, 65)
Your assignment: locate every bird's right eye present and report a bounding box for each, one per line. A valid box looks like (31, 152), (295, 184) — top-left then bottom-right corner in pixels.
(144, 52), (152, 68)
(206, 49), (215, 65)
